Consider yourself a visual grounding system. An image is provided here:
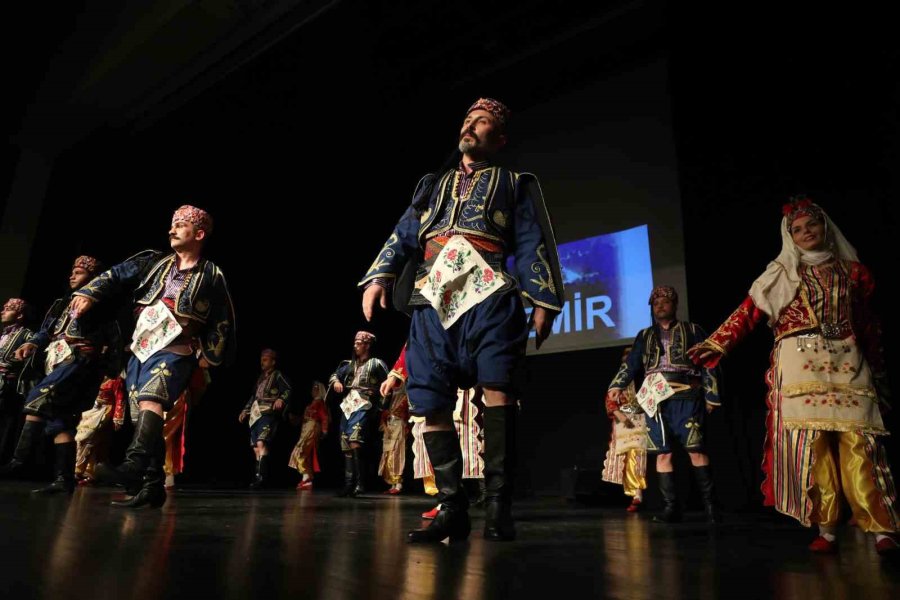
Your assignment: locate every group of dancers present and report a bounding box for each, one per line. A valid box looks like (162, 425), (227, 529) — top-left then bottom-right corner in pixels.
(0, 97), (895, 554)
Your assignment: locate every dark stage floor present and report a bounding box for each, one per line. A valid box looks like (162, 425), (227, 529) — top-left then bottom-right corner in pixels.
(1, 482), (898, 599)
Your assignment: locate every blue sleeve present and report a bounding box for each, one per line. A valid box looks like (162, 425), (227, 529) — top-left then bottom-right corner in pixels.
(512, 174), (564, 312)
(609, 333), (646, 389)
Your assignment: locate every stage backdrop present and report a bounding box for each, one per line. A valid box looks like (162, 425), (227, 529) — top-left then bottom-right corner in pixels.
(504, 60), (688, 354)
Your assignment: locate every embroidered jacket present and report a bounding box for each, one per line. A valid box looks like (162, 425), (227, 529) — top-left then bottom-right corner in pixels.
(694, 260), (884, 376)
(329, 357), (389, 405)
(76, 250), (236, 366)
(359, 166), (565, 312)
(610, 320), (720, 405)
(0, 324), (35, 395)
(242, 369), (292, 415)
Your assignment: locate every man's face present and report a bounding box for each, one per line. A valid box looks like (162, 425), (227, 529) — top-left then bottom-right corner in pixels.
(69, 267), (91, 290)
(1, 306), (22, 325)
(652, 297), (676, 322)
(169, 220), (205, 250)
(353, 339), (371, 358)
(260, 354), (276, 371)
(458, 109), (506, 157)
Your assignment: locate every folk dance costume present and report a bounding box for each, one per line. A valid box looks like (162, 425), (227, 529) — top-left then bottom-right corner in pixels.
(0, 299), (35, 463)
(81, 206), (235, 508)
(689, 198), (898, 554)
(379, 384), (410, 494)
(361, 99), (563, 541)
(328, 331), (389, 497)
(420, 388), (486, 520)
(74, 375), (125, 484)
(388, 346), (484, 514)
(240, 349), (292, 489)
(163, 367), (208, 489)
(609, 286), (721, 523)
(410, 418), (438, 496)
(387, 347), (436, 495)
(288, 381), (330, 490)
(601, 380), (647, 511)
(1, 256), (113, 495)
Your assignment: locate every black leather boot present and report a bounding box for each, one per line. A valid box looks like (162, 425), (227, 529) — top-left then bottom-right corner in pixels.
(32, 441), (76, 495)
(336, 453), (356, 497)
(652, 471), (682, 523)
(96, 410), (163, 487)
(250, 455), (269, 490)
(112, 434), (166, 508)
(483, 406), (516, 541)
(352, 447), (366, 496)
(469, 478), (488, 508)
(693, 465), (720, 524)
(408, 430), (470, 543)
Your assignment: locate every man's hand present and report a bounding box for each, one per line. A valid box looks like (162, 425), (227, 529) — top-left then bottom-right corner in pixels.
(274, 399), (285, 412)
(362, 285), (389, 322)
(612, 409), (634, 428)
(333, 382), (344, 394)
(70, 296), (95, 319)
(706, 402), (718, 414)
(380, 375), (401, 397)
(14, 343), (38, 361)
(198, 357), (210, 369)
(608, 388), (624, 405)
(533, 306), (554, 350)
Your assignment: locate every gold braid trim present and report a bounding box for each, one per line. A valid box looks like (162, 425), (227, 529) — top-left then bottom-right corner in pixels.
(521, 291), (562, 312)
(782, 420), (888, 435)
(781, 382), (877, 398)
(696, 338), (727, 355)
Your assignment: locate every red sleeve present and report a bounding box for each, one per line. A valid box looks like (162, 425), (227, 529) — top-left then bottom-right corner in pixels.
(112, 377), (126, 422)
(604, 391), (618, 417)
(389, 345), (407, 381)
(691, 296), (766, 368)
(315, 400), (330, 431)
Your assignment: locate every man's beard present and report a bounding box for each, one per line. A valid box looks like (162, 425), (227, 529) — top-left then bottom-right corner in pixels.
(458, 139), (476, 154)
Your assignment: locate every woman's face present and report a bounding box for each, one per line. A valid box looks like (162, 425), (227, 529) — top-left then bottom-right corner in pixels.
(790, 214), (827, 252)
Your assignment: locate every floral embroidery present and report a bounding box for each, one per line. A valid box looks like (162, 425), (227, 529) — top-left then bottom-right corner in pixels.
(420, 236), (504, 328)
(471, 267), (496, 294)
(442, 247), (471, 273)
(800, 358), (857, 374)
(801, 392), (861, 408)
(440, 289), (467, 322)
